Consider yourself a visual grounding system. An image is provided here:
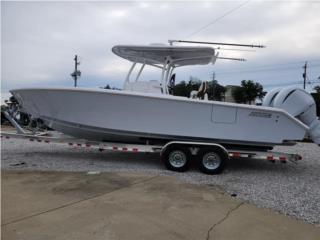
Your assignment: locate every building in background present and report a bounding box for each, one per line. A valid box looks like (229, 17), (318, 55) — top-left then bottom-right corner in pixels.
(224, 85), (238, 103)
(224, 85), (258, 105)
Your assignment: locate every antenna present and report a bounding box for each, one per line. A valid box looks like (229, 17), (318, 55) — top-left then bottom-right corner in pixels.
(215, 47), (256, 52)
(217, 57), (246, 62)
(168, 39), (265, 48)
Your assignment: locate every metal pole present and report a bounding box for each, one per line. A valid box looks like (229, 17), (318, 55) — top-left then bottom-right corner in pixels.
(212, 72), (215, 100)
(74, 55), (78, 87)
(303, 61), (307, 90)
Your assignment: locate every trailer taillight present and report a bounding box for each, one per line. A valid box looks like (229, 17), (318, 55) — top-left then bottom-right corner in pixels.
(231, 152), (241, 157)
(267, 155), (274, 161)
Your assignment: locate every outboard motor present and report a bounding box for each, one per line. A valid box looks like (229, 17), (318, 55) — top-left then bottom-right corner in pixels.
(263, 86), (320, 145)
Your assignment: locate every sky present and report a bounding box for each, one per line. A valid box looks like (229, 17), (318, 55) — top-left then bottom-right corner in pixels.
(1, 0), (320, 102)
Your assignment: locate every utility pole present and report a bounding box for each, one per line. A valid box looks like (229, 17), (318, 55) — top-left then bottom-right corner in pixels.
(302, 61), (307, 90)
(212, 72), (216, 100)
(71, 55), (81, 87)
(212, 72), (215, 82)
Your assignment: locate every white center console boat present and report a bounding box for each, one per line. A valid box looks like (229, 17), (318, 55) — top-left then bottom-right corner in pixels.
(10, 44), (320, 151)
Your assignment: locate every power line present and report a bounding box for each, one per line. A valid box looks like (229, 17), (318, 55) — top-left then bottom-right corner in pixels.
(263, 80), (302, 88)
(214, 60), (320, 75)
(217, 59), (320, 72)
(220, 59), (320, 70)
(307, 78), (320, 82)
(306, 74), (320, 88)
(216, 64), (320, 75)
(186, 0), (251, 39)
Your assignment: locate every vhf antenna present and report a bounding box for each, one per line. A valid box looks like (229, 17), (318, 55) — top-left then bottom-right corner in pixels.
(217, 57), (246, 62)
(168, 39), (265, 48)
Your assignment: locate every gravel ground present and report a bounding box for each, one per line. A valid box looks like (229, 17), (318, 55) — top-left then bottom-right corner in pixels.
(1, 136), (320, 226)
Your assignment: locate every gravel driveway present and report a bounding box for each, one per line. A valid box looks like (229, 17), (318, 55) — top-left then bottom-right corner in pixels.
(1, 136), (320, 226)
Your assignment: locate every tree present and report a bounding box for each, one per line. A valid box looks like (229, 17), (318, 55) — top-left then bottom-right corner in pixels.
(187, 77), (202, 93)
(173, 81), (190, 97)
(173, 77), (225, 101)
(232, 86), (247, 104)
(314, 85), (320, 93)
(232, 80), (266, 104)
(208, 80), (226, 101)
(173, 77), (201, 97)
(1, 96), (31, 126)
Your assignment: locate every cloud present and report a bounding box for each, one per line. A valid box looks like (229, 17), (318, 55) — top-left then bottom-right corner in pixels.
(1, 1), (320, 103)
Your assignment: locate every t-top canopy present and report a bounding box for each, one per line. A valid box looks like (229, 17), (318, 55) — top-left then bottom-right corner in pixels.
(112, 45), (216, 67)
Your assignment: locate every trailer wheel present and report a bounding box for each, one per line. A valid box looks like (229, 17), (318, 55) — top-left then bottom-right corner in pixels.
(198, 148), (227, 174)
(162, 146), (190, 172)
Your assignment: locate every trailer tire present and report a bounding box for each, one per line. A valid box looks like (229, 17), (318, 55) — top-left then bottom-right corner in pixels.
(198, 148), (227, 174)
(162, 145), (190, 172)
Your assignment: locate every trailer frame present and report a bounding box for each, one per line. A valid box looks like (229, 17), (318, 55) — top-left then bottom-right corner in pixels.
(1, 129), (302, 174)
(1, 110), (302, 174)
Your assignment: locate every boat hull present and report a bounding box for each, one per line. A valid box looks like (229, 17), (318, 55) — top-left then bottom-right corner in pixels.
(11, 88), (308, 147)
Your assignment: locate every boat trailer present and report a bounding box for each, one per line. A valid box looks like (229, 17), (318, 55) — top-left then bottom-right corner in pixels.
(1, 111), (302, 174)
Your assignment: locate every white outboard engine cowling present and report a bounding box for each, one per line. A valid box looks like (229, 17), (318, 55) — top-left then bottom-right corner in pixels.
(263, 86), (320, 145)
